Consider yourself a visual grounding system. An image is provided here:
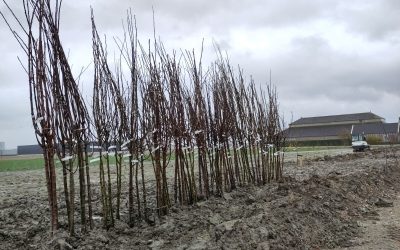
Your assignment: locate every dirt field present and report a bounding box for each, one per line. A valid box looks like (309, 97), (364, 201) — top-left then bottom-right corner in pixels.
(1, 146), (400, 249)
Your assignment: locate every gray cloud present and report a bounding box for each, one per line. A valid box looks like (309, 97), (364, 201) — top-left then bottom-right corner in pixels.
(335, 0), (400, 40)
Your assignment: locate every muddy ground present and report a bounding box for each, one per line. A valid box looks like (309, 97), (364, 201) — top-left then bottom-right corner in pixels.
(1, 146), (400, 249)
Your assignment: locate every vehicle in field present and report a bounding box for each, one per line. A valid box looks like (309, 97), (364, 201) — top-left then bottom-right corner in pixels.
(351, 133), (370, 152)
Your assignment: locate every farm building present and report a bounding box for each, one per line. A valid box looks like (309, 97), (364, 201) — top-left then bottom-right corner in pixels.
(285, 112), (399, 146)
(16, 142), (102, 155)
(17, 144), (43, 155)
(352, 122), (399, 144)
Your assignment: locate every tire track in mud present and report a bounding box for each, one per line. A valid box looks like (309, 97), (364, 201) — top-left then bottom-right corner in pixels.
(335, 196), (400, 250)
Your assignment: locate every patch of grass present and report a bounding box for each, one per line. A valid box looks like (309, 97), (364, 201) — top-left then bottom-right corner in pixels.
(0, 157), (45, 172)
(0, 145), (352, 172)
(0, 152), (161, 172)
(284, 145), (350, 152)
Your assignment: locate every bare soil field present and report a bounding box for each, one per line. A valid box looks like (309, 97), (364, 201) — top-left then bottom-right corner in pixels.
(1, 146), (400, 249)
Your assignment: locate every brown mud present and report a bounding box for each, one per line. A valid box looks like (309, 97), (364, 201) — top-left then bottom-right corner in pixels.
(1, 147), (399, 249)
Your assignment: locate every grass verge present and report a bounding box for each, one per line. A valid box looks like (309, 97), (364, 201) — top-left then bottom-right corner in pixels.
(0, 157), (45, 172)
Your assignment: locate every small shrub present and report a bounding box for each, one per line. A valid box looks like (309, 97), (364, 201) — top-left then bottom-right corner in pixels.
(366, 135), (383, 145)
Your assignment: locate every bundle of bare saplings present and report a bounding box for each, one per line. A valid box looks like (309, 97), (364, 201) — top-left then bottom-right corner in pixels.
(1, 0), (285, 235)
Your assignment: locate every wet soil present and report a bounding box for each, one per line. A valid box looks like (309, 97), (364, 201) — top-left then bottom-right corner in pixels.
(1, 146), (399, 249)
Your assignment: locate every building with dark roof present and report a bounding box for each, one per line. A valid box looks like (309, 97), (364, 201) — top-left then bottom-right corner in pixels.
(285, 112), (399, 146)
(352, 123), (399, 143)
(290, 112), (384, 127)
(16, 142), (102, 155)
(17, 144), (43, 155)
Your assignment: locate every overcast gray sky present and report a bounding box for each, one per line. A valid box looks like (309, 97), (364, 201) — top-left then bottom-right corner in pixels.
(1, 0), (399, 148)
